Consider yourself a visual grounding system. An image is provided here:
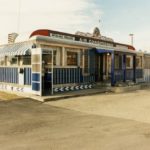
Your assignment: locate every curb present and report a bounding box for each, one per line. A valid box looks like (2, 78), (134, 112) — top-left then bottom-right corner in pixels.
(44, 89), (111, 102)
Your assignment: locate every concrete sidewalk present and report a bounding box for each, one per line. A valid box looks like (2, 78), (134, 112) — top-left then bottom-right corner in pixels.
(16, 84), (149, 102)
(29, 87), (111, 102)
(12, 83), (150, 102)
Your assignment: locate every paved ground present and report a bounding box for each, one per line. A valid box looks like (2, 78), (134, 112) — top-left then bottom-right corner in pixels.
(1, 90), (150, 149)
(0, 91), (22, 101)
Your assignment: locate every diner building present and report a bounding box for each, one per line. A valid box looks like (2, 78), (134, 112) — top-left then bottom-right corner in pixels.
(0, 27), (145, 96)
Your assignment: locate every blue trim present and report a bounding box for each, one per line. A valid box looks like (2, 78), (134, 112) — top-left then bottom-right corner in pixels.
(96, 49), (113, 54)
(32, 82), (40, 91)
(32, 73), (40, 82)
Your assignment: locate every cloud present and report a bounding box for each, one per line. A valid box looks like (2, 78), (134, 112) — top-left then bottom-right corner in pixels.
(0, 0), (103, 43)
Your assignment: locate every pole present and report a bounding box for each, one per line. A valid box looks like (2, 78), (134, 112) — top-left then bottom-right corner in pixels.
(129, 34), (134, 46)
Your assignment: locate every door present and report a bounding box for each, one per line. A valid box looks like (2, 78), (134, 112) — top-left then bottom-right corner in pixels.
(96, 53), (111, 82)
(95, 54), (103, 82)
(42, 51), (53, 95)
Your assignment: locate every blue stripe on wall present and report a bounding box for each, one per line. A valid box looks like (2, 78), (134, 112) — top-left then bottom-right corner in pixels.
(32, 73), (40, 82)
(32, 82), (40, 91)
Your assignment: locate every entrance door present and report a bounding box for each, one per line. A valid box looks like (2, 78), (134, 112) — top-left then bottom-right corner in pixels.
(96, 53), (111, 82)
(42, 51), (53, 95)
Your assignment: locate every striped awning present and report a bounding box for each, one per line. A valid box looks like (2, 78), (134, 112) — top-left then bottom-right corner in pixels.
(0, 42), (32, 57)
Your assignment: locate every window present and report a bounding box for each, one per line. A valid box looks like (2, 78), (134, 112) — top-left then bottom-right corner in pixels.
(67, 51), (78, 66)
(7, 56), (18, 65)
(53, 51), (57, 65)
(23, 56), (31, 65)
(42, 51), (56, 65)
(11, 57), (17, 65)
(115, 54), (122, 69)
(0, 57), (5, 66)
(126, 56), (133, 69)
(136, 56), (142, 68)
(84, 50), (89, 74)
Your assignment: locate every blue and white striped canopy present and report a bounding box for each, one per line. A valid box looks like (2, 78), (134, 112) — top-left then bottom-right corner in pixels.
(0, 42), (32, 57)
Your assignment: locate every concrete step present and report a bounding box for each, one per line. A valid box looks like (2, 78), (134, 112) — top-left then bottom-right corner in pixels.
(110, 84), (141, 93)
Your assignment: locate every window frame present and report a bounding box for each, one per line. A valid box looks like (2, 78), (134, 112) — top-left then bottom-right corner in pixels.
(114, 54), (122, 70)
(67, 51), (78, 66)
(126, 55), (133, 69)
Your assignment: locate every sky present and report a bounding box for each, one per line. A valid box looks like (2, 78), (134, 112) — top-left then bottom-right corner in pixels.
(0, 0), (150, 51)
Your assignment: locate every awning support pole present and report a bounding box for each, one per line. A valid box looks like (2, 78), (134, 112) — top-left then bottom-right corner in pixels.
(111, 52), (115, 86)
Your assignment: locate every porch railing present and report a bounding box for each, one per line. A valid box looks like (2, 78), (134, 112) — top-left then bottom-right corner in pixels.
(53, 67), (95, 85)
(114, 69), (140, 82)
(0, 67), (18, 84)
(53, 68), (82, 85)
(126, 69), (134, 81)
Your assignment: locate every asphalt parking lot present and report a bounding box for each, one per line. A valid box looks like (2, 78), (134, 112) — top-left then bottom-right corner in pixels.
(1, 90), (150, 150)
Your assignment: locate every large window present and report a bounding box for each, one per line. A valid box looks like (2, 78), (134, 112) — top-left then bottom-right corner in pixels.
(67, 51), (78, 66)
(126, 56), (133, 69)
(42, 51), (57, 65)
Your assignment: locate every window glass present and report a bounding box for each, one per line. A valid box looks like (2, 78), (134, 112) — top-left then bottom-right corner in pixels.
(67, 51), (78, 66)
(84, 50), (89, 73)
(42, 51), (56, 65)
(23, 56), (31, 65)
(7, 56), (18, 65)
(126, 56), (133, 69)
